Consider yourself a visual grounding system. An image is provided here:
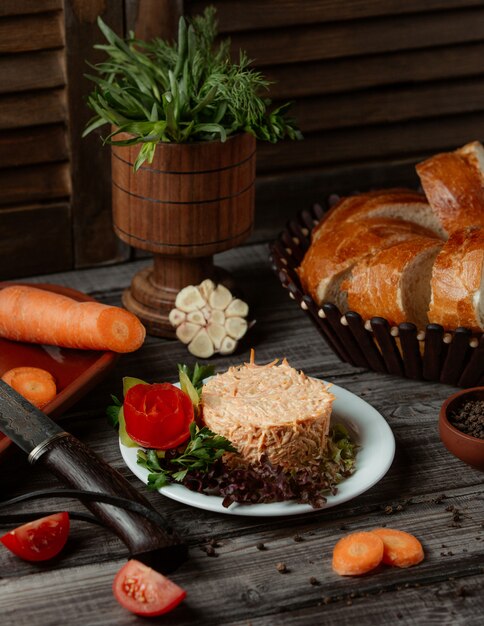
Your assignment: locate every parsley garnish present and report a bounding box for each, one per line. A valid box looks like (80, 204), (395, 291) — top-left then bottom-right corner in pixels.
(137, 422), (236, 490)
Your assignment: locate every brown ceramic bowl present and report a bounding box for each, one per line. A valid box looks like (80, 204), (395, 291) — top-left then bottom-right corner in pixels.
(0, 282), (120, 461)
(439, 387), (484, 471)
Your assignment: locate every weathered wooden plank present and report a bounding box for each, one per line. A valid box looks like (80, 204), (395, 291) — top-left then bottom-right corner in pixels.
(189, 0), (484, 32)
(288, 78), (484, 133)
(230, 575), (484, 626)
(229, 8), (484, 66)
(0, 488), (481, 625)
(257, 112), (484, 172)
(266, 42), (484, 100)
(0, 203), (72, 278)
(64, 0), (129, 268)
(0, 89), (67, 130)
(0, 0), (63, 18)
(0, 50), (66, 95)
(0, 124), (68, 168)
(125, 0), (183, 40)
(0, 162), (71, 205)
(0, 12), (65, 54)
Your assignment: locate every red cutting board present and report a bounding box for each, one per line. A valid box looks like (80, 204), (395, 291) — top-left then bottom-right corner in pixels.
(0, 282), (119, 460)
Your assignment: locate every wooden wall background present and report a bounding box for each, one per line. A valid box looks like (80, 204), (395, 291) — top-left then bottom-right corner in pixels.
(1, 0), (484, 278)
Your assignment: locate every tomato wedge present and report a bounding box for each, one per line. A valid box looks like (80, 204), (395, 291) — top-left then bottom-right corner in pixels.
(0, 512), (69, 562)
(113, 559), (186, 616)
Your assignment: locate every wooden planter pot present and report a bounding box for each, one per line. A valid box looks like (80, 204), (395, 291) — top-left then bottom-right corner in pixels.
(111, 132), (256, 337)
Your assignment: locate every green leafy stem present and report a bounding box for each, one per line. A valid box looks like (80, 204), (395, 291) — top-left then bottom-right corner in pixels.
(137, 422), (236, 489)
(83, 7), (302, 169)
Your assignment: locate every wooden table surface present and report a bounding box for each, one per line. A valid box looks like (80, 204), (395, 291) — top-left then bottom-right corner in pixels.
(0, 243), (483, 626)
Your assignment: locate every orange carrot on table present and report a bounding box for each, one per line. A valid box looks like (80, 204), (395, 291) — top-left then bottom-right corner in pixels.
(1, 367), (57, 409)
(0, 285), (145, 353)
(332, 531), (384, 576)
(371, 528), (424, 568)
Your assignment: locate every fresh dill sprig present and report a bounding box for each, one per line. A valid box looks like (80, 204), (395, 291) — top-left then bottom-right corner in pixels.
(83, 6), (301, 169)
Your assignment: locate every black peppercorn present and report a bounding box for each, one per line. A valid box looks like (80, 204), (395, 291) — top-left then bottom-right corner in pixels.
(450, 400), (484, 439)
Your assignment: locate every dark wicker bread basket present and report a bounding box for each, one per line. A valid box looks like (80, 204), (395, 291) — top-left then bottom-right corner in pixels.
(269, 202), (484, 388)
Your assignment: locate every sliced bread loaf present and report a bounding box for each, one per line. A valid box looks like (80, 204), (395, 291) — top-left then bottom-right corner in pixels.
(416, 141), (484, 236)
(342, 237), (443, 328)
(312, 189), (446, 241)
(428, 227), (484, 332)
(297, 218), (438, 310)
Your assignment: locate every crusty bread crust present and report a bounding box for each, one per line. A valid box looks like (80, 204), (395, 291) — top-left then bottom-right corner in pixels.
(312, 189), (444, 241)
(428, 227), (484, 332)
(342, 237), (443, 327)
(416, 142), (484, 236)
(296, 143), (484, 331)
(297, 218), (437, 306)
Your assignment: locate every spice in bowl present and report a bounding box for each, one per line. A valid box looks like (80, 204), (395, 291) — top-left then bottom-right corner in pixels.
(449, 400), (484, 440)
(439, 387), (484, 472)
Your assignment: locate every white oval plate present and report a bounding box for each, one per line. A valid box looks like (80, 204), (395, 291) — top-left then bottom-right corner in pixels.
(120, 381), (395, 517)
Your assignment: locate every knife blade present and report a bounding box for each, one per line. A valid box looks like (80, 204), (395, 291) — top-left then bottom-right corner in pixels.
(0, 379), (64, 453)
(0, 380), (187, 573)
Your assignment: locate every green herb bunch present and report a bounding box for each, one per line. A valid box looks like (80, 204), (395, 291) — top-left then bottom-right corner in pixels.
(138, 423), (237, 488)
(83, 7), (301, 169)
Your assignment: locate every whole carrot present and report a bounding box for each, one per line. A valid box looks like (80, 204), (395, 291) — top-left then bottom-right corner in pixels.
(0, 285), (145, 353)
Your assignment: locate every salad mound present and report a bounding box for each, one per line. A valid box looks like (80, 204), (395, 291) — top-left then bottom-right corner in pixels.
(201, 356), (335, 471)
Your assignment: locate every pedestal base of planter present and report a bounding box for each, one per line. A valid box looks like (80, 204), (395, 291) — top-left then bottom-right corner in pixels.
(123, 257), (233, 338)
(122, 270), (176, 338)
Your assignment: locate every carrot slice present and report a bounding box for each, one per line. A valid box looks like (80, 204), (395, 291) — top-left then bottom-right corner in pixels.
(1, 367), (57, 409)
(0, 285), (145, 353)
(332, 531), (384, 576)
(1, 366), (53, 382)
(371, 528), (424, 568)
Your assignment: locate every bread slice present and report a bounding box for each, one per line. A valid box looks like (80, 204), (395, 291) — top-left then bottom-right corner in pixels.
(428, 227), (484, 332)
(312, 189), (446, 241)
(201, 359), (334, 470)
(342, 237), (443, 328)
(297, 217), (439, 310)
(416, 141), (484, 236)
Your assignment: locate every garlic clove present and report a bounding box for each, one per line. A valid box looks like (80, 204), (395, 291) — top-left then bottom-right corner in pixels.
(225, 316), (248, 340)
(168, 308), (186, 327)
(225, 298), (249, 318)
(209, 284), (232, 310)
(219, 336), (237, 355)
(176, 321), (201, 344)
(207, 322), (226, 350)
(198, 279), (216, 301)
(188, 328), (215, 358)
(211, 309), (225, 325)
(201, 305), (212, 321)
(175, 285), (205, 312)
(187, 310), (205, 325)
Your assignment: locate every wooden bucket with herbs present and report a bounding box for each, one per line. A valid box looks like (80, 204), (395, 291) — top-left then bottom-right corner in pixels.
(83, 9), (300, 337)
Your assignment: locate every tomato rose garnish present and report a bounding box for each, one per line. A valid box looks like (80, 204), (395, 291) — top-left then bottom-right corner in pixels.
(123, 383), (194, 449)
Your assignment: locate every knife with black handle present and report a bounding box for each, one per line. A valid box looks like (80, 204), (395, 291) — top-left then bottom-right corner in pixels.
(0, 380), (187, 574)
